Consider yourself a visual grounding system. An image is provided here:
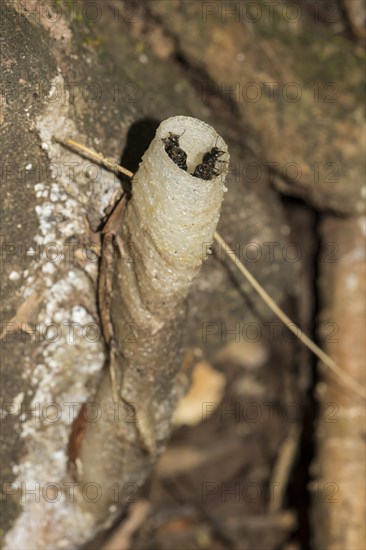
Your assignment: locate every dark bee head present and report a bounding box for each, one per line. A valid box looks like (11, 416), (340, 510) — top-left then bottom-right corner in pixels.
(168, 133), (179, 146)
(162, 130), (186, 149)
(162, 132), (178, 148)
(210, 146), (225, 160)
(202, 146), (225, 165)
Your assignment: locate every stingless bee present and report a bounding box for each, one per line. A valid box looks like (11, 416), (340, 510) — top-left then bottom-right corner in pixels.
(162, 131), (187, 171)
(192, 142), (226, 180)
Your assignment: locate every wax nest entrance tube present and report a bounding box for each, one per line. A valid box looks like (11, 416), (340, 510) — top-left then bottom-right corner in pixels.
(76, 116), (229, 523)
(135, 116), (228, 268)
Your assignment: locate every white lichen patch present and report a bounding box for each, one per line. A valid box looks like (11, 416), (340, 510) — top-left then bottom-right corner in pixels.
(4, 75), (117, 550)
(34, 76), (120, 220)
(5, 486), (97, 550)
(24, 273), (103, 407)
(6, 267), (105, 549)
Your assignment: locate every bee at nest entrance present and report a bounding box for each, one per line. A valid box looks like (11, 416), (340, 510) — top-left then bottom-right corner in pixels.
(161, 132), (227, 180)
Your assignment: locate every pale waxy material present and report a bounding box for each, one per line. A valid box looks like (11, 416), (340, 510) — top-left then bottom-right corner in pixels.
(133, 115), (229, 268)
(125, 115), (230, 309)
(77, 116), (229, 525)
